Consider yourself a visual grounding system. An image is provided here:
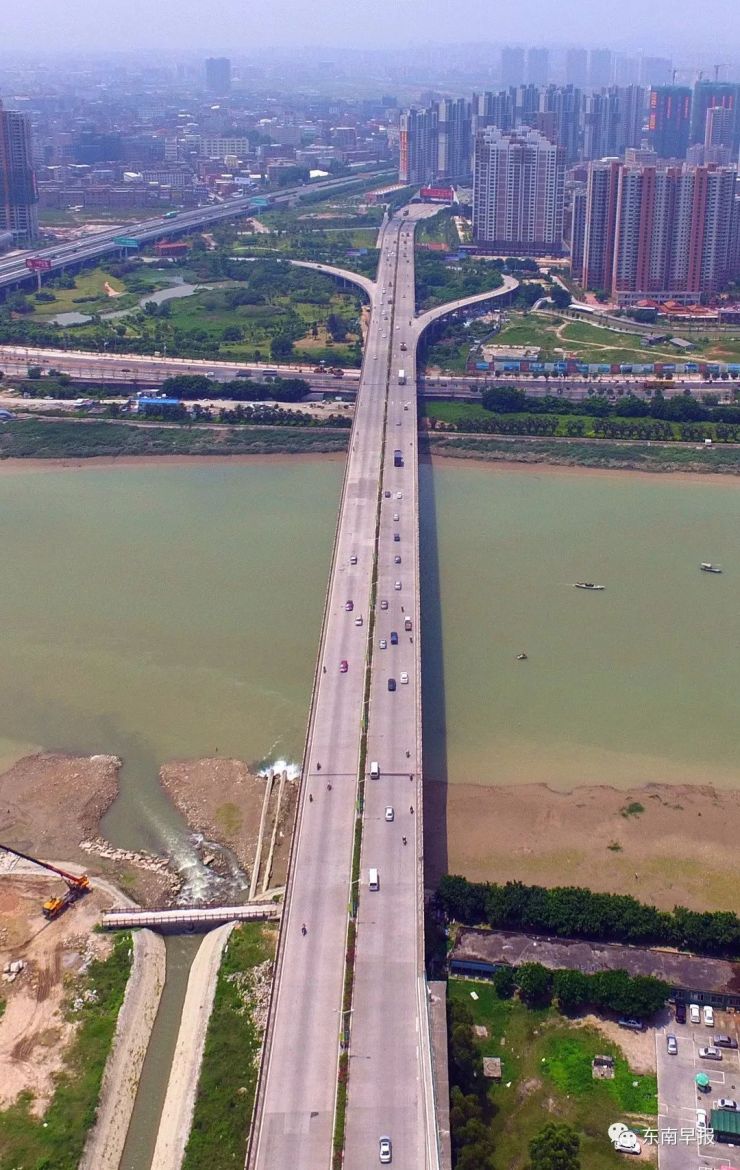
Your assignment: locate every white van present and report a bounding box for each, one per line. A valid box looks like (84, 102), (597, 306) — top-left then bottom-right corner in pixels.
(368, 868), (379, 891)
(370, 761), (380, 779)
(689, 1003), (701, 1024)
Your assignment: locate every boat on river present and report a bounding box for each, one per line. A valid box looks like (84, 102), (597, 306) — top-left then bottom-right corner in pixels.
(574, 582), (605, 590)
(700, 563), (722, 573)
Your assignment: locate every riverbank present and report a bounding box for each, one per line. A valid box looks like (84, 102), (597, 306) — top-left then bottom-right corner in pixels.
(427, 779), (740, 914)
(424, 432), (740, 474)
(0, 418), (349, 460)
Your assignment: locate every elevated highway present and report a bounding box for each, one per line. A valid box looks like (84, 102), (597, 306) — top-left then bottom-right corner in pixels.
(248, 214), (516, 1169)
(0, 170), (388, 294)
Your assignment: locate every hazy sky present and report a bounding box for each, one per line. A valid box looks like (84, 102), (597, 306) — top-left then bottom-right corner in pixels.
(2, 0), (738, 55)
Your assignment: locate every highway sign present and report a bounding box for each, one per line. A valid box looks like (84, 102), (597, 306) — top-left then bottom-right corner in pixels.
(113, 236), (140, 248)
(25, 257), (52, 272)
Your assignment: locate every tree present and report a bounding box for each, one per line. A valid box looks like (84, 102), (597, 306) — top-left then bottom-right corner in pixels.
(482, 385), (527, 413)
(553, 969), (590, 1011)
(492, 965), (517, 999)
(271, 333), (294, 360)
(516, 963), (553, 1006)
(527, 1122), (580, 1170)
(551, 285), (572, 310)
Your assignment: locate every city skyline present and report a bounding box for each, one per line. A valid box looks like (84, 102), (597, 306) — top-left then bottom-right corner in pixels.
(2, 0), (739, 55)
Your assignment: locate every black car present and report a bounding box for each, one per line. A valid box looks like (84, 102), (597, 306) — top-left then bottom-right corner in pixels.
(675, 1002), (687, 1024)
(387, 678), (396, 692)
(390, 631), (399, 645)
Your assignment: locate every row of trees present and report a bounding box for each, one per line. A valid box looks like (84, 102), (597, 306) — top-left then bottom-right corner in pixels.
(438, 876), (740, 957)
(448, 998), (497, 1170)
(482, 385), (740, 424)
(160, 374), (311, 402)
(491, 961), (668, 1019)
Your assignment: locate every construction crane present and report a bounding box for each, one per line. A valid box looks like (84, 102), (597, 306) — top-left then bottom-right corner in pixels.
(0, 843), (91, 919)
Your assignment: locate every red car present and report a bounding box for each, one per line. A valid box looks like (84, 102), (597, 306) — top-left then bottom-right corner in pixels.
(340, 660), (349, 673)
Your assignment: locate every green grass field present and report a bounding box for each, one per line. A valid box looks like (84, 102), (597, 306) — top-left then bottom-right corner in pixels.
(448, 979), (657, 1170)
(424, 309), (740, 373)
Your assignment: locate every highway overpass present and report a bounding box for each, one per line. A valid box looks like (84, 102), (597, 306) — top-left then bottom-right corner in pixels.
(246, 211), (516, 1170)
(0, 169), (389, 294)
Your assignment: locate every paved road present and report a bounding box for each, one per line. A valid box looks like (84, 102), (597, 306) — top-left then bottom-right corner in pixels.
(0, 170), (388, 292)
(249, 213), (405, 1170)
(343, 210), (434, 1169)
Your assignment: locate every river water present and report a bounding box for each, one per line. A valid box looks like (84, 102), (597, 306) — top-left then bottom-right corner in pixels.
(2, 456), (740, 1165)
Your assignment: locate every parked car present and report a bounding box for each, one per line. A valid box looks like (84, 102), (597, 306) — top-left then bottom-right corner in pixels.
(618, 1018), (645, 1032)
(697, 1109), (708, 1132)
(666, 1035), (678, 1055)
(675, 1002), (687, 1024)
(699, 1047), (722, 1060)
(715, 1035), (739, 1049)
(689, 1004), (701, 1024)
(704, 1006), (715, 1027)
(717, 1098), (739, 1110)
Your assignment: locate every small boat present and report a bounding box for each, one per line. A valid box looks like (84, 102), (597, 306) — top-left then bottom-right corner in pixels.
(574, 582), (605, 590)
(700, 563), (722, 574)
(516, 652), (528, 661)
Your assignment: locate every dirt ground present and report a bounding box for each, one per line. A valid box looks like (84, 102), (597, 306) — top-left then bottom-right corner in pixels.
(0, 752), (119, 865)
(428, 780), (740, 914)
(160, 758), (297, 889)
(0, 876), (114, 1113)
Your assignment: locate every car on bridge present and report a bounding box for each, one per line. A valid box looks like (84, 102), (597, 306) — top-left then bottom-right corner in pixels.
(379, 639), (387, 649)
(384, 807), (394, 822)
(390, 632), (398, 645)
(345, 600), (354, 611)
(340, 660), (349, 673)
(379, 1136), (392, 1163)
(387, 678), (396, 692)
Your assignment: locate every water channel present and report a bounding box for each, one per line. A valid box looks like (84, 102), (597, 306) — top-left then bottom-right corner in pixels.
(48, 277), (210, 327)
(1, 457), (740, 1164)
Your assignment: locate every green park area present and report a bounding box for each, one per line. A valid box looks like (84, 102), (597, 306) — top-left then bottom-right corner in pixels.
(448, 978), (657, 1170)
(423, 310), (740, 373)
(2, 260), (366, 366)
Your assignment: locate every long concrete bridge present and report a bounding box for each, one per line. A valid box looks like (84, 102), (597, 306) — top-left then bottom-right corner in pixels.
(101, 902), (280, 932)
(246, 216), (516, 1170)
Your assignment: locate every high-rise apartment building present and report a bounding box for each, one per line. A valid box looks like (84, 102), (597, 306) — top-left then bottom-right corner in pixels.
(589, 49), (613, 88)
(580, 159), (737, 302)
(472, 90), (514, 136)
(472, 126), (565, 254)
(690, 81), (739, 149)
(640, 57), (672, 87)
(705, 105), (735, 151)
(399, 100), (472, 184)
(436, 97), (472, 182)
(527, 48), (549, 86)
(648, 86), (692, 158)
(565, 49), (588, 89)
(581, 158), (621, 290)
(500, 47), (525, 88)
(569, 186), (587, 275)
(0, 100), (38, 244)
(205, 57), (231, 94)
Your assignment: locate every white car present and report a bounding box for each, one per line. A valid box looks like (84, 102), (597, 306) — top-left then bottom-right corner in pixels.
(400, 672), (409, 685)
(379, 638), (387, 649)
(380, 599), (388, 610)
(396, 492), (403, 499)
(379, 1136), (392, 1164)
(704, 1005), (715, 1027)
(394, 581), (402, 590)
(384, 807), (394, 822)
(690, 1003), (701, 1024)
(393, 513), (399, 521)
(355, 615), (363, 626)
(697, 1109), (708, 1131)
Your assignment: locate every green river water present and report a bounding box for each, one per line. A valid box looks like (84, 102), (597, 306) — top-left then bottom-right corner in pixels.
(1, 456), (739, 1167)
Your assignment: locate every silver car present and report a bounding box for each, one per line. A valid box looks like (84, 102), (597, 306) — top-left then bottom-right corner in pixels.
(379, 1136), (392, 1164)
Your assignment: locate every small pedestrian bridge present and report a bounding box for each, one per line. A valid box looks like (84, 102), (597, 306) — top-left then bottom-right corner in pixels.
(101, 902), (281, 932)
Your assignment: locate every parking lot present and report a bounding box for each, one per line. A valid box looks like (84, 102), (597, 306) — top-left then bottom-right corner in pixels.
(656, 1008), (740, 1170)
